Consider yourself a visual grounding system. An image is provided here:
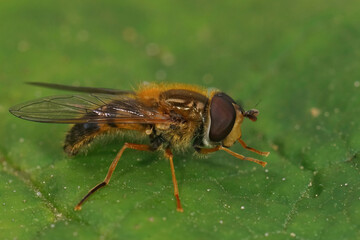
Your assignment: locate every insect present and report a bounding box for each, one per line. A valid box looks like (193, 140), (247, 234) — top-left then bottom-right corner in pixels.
(9, 82), (270, 212)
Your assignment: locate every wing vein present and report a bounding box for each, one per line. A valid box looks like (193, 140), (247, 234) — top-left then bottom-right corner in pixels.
(90, 93), (108, 105)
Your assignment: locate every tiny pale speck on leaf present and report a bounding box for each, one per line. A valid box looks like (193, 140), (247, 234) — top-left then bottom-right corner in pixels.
(310, 107), (321, 118)
(271, 143), (279, 151)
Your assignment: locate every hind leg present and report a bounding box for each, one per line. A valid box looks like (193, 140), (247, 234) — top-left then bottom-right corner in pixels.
(74, 143), (152, 210)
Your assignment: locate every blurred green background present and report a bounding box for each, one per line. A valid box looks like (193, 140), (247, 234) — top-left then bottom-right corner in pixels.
(0, 0), (359, 239)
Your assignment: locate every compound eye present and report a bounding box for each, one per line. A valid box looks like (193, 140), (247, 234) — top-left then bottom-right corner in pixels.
(209, 93), (236, 142)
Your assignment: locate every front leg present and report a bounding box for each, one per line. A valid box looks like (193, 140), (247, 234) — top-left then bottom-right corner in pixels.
(238, 139), (270, 157)
(195, 145), (267, 167)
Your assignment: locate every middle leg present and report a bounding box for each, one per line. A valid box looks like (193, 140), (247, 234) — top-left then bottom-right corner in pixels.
(164, 148), (183, 212)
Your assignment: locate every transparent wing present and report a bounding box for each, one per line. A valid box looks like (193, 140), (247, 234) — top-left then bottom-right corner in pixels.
(9, 93), (173, 124)
(26, 82), (134, 95)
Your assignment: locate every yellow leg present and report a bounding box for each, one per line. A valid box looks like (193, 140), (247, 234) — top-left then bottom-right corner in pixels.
(164, 148), (183, 212)
(197, 145), (268, 167)
(74, 143), (151, 211)
(219, 146), (267, 167)
(238, 139), (270, 157)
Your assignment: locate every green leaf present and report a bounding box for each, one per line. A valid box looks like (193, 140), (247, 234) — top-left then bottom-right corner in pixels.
(1, 0), (359, 239)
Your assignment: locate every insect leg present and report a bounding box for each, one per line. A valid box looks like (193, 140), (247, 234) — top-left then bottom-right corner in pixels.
(196, 146), (267, 167)
(238, 139), (270, 157)
(74, 143), (152, 211)
(219, 146), (267, 167)
(195, 146), (221, 154)
(164, 148), (184, 212)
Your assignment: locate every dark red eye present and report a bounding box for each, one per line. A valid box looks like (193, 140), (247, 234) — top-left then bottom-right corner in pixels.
(209, 93), (236, 142)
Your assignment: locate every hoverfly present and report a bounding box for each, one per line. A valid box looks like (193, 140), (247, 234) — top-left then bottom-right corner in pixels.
(9, 82), (270, 212)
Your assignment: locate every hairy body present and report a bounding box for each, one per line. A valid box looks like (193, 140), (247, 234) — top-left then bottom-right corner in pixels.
(9, 82), (269, 212)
